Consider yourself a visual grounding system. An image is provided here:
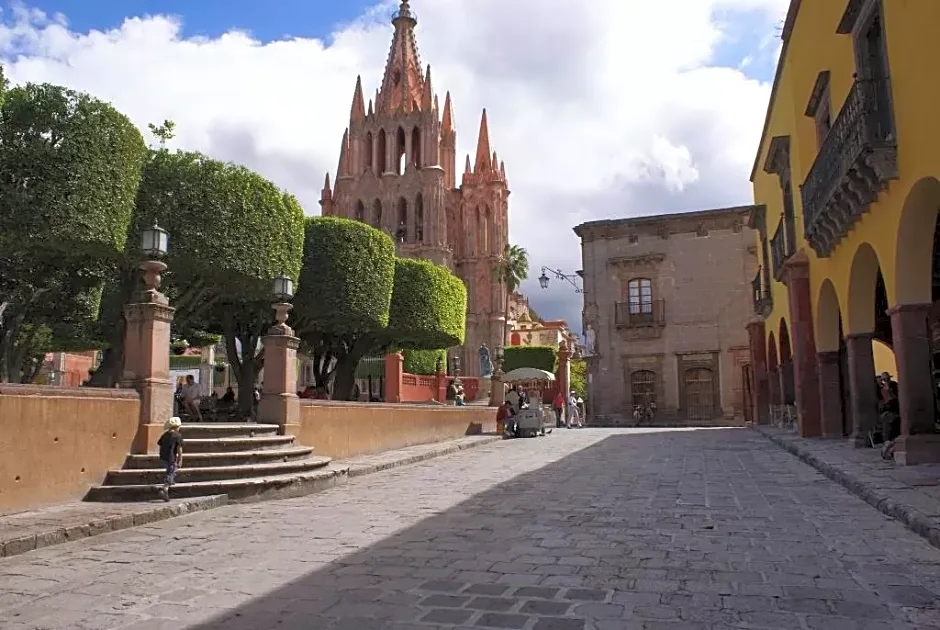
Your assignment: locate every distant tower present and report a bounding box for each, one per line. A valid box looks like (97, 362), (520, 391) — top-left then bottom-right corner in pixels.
(321, 0), (510, 376)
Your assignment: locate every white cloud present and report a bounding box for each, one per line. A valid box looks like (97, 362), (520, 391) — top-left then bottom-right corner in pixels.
(0, 0), (786, 332)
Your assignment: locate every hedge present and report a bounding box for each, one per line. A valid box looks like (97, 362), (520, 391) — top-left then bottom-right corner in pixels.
(294, 217), (396, 335)
(403, 348), (446, 375)
(131, 150), (305, 298)
(169, 355), (201, 369)
(387, 258), (466, 350)
(502, 345), (556, 373)
(0, 83), (147, 259)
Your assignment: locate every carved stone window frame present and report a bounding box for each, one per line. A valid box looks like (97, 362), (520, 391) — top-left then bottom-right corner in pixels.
(805, 70), (832, 149)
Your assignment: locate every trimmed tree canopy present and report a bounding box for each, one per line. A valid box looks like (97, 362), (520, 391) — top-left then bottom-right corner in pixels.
(503, 345), (557, 373)
(403, 348), (446, 375)
(0, 83), (147, 258)
(388, 258), (466, 350)
(132, 150), (305, 296)
(294, 217), (396, 335)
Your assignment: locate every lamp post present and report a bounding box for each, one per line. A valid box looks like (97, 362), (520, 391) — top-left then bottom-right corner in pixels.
(538, 266), (583, 293)
(258, 273), (301, 434)
(489, 345), (505, 407)
(126, 220), (175, 454)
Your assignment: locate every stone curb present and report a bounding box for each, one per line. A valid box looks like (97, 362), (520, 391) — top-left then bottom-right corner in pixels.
(0, 435), (502, 560)
(0, 494), (227, 559)
(755, 426), (940, 551)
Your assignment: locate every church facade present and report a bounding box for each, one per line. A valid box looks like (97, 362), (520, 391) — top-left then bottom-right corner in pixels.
(319, 1), (510, 376)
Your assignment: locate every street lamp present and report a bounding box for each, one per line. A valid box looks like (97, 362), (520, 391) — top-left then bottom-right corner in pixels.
(451, 355), (462, 378)
(140, 221), (169, 259)
(271, 274), (295, 333)
(494, 345), (505, 369)
(139, 221), (169, 294)
(538, 266), (583, 293)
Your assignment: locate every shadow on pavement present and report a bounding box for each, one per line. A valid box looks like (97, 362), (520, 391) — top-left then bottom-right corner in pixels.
(182, 427), (940, 630)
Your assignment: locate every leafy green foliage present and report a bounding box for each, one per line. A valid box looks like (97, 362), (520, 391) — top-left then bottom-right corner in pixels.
(387, 258), (466, 350)
(403, 348), (446, 375)
(502, 345), (557, 373)
(294, 217), (396, 336)
(0, 83), (147, 259)
(570, 358), (587, 398)
(493, 243), (529, 343)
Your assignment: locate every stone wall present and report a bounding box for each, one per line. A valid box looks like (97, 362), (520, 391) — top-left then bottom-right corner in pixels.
(0, 384), (139, 513)
(298, 400), (496, 460)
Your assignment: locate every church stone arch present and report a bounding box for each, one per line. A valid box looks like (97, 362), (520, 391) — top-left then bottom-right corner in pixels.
(396, 197), (408, 241)
(411, 126), (422, 169)
(895, 176), (940, 305)
(372, 199), (383, 229)
(365, 132), (374, 171)
(415, 193), (424, 242)
(354, 199), (365, 223)
(377, 130), (387, 174)
(815, 278), (842, 353)
(396, 127), (406, 175)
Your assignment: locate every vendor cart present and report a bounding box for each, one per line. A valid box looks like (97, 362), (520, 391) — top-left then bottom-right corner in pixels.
(501, 367), (556, 438)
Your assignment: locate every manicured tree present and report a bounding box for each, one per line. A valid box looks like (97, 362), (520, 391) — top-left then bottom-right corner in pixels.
(90, 148), (305, 418)
(0, 83), (147, 382)
(501, 345), (557, 373)
(402, 348), (447, 375)
(387, 258), (467, 350)
(293, 217), (396, 400)
(493, 244), (529, 344)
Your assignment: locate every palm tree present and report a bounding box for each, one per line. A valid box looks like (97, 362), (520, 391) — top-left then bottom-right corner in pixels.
(494, 244), (529, 348)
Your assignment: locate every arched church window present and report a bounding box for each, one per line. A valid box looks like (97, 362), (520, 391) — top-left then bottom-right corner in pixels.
(415, 193), (424, 243)
(355, 200), (365, 223)
(365, 132), (374, 172)
(377, 130), (387, 174)
(411, 127), (422, 169)
(372, 199), (383, 228)
(396, 198), (408, 243)
(396, 127), (406, 175)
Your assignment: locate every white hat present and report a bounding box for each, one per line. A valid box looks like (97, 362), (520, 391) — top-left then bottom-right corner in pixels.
(164, 416), (182, 431)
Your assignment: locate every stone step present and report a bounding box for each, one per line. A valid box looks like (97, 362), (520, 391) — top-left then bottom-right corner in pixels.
(85, 464), (348, 503)
(102, 456), (333, 486)
(181, 435), (296, 453)
(178, 423), (280, 439)
(121, 446), (315, 469)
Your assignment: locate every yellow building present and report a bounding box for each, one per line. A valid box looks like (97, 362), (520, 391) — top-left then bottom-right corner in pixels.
(746, 0), (940, 464)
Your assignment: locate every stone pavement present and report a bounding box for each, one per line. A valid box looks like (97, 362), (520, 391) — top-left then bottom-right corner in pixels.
(757, 426), (940, 549)
(0, 435), (500, 559)
(3, 427), (940, 629)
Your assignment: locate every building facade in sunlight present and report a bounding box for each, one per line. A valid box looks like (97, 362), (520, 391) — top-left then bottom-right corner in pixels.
(745, 0), (940, 464)
(575, 207), (758, 426)
(319, 1), (510, 376)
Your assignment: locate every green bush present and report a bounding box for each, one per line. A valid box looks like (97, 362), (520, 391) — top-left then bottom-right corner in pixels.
(132, 150), (305, 298)
(0, 83), (147, 259)
(294, 217), (396, 335)
(387, 258), (466, 350)
(403, 348), (446, 375)
(502, 345), (557, 373)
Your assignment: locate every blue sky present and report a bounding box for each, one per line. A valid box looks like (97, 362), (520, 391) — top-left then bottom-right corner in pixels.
(1, 0), (378, 42)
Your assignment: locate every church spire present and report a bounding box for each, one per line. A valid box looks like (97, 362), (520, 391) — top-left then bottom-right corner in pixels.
(474, 109), (492, 172)
(350, 75), (365, 123)
(442, 91), (454, 134)
(421, 64), (433, 111)
(377, 1), (424, 114)
(337, 128), (350, 179)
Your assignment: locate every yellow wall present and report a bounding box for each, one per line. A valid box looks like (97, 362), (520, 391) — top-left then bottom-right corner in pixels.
(0, 385), (139, 513)
(872, 339), (897, 377)
(753, 0), (940, 354)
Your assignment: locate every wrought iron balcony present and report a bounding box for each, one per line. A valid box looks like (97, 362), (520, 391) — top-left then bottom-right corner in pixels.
(615, 300), (665, 328)
(752, 268), (772, 316)
(770, 219), (791, 280)
(801, 78), (898, 257)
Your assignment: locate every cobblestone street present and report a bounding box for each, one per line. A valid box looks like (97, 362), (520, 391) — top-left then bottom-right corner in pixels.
(3, 427), (940, 629)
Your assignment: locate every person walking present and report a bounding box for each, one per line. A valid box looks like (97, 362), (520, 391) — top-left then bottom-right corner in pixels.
(157, 417), (184, 501)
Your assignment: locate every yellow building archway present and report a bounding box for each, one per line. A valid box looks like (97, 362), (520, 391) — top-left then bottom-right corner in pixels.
(895, 176), (940, 306)
(816, 279), (842, 353)
(845, 243), (888, 336)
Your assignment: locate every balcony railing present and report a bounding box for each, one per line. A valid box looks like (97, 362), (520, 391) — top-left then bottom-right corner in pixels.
(615, 300), (665, 328)
(801, 78), (898, 257)
(770, 220), (789, 280)
(752, 268), (772, 316)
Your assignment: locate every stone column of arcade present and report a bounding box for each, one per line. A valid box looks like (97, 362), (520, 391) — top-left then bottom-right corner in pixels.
(782, 256), (821, 437)
(557, 341), (572, 422)
(746, 320), (770, 425)
(258, 275), (301, 437)
(845, 332), (879, 447)
(889, 302), (940, 464)
(816, 351), (845, 438)
(125, 222), (176, 454)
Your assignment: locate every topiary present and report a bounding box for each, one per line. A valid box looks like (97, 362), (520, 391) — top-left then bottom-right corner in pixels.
(387, 258), (467, 350)
(502, 345), (557, 373)
(403, 348), (447, 375)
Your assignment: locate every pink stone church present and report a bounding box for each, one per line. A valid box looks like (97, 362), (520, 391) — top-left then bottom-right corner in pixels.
(320, 1), (510, 376)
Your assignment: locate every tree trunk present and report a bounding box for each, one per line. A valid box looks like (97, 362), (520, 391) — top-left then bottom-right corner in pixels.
(236, 357), (258, 420)
(330, 337), (374, 401)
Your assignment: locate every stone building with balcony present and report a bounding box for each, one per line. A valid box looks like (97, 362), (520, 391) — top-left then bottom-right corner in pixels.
(746, 0), (940, 464)
(575, 206), (758, 426)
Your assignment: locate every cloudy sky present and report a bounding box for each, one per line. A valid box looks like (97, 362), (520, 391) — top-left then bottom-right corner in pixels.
(0, 0), (787, 335)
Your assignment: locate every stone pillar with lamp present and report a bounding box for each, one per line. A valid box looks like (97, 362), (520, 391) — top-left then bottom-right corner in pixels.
(125, 222), (176, 454)
(258, 275), (301, 436)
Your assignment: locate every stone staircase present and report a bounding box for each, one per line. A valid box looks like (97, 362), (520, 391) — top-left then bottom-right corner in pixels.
(85, 423), (339, 503)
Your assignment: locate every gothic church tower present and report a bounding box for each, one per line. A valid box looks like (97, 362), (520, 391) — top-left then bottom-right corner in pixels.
(320, 1), (510, 376)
